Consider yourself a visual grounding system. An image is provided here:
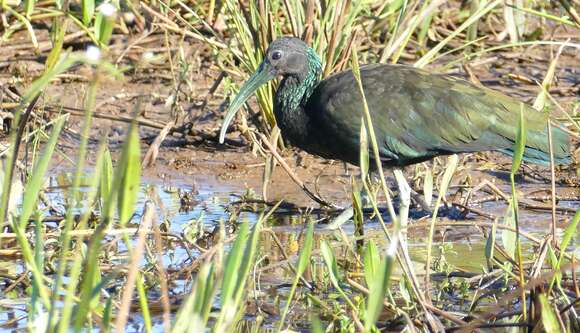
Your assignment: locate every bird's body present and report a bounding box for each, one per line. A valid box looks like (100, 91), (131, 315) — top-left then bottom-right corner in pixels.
(220, 37), (571, 171)
(276, 63), (570, 167)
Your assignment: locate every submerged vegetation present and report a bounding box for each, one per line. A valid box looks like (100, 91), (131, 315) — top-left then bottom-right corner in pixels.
(0, 0), (579, 332)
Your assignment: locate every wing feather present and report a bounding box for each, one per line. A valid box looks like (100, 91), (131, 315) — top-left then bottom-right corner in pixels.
(305, 64), (567, 166)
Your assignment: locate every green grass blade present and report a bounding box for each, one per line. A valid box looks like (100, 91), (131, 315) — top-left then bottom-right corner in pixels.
(351, 45), (398, 224)
(352, 180), (364, 253)
(135, 274), (152, 333)
(511, 104), (526, 174)
(232, 218), (262, 305)
(30, 213), (44, 323)
(296, 222), (314, 277)
(57, 141), (107, 333)
(320, 241), (340, 288)
(23, 0), (35, 18)
(364, 238), (397, 332)
(94, 3), (117, 46)
(117, 126), (141, 227)
(8, 113), (65, 311)
(51, 74), (101, 331)
(485, 219), (497, 270)
(102, 296), (113, 332)
(220, 221), (248, 307)
(277, 222), (314, 332)
(100, 147), (113, 208)
(173, 263), (216, 332)
(510, 104), (527, 321)
(310, 315), (324, 333)
(509, 4), (580, 28)
(320, 241), (357, 312)
(549, 207), (579, 291)
(423, 154), (458, 296)
(193, 264), (216, 325)
(363, 240), (380, 288)
(415, 0), (501, 68)
(214, 216), (262, 332)
(45, 18), (68, 71)
(22, 54), (78, 102)
(537, 294), (563, 332)
(423, 166), (433, 207)
(3, 6), (38, 49)
(74, 117), (140, 330)
(18, 115), (67, 229)
(81, 0), (95, 25)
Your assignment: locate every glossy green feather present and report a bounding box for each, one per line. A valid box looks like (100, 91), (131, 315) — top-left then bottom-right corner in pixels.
(300, 64), (570, 167)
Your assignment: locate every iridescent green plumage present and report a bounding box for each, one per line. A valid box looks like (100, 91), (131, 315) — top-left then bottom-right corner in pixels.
(220, 37), (571, 168)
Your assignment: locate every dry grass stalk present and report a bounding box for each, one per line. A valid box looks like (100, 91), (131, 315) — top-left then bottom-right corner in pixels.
(114, 202), (155, 332)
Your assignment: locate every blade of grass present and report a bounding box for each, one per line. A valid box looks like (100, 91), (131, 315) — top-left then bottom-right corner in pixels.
(18, 115), (68, 229)
(352, 45), (437, 329)
(12, 115), (66, 311)
(509, 4), (580, 28)
(423, 154), (458, 301)
(363, 241), (380, 289)
(23, 0), (34, 18)
(510, 104), (527, 321)
(94, 3), (117, 46)
(115, 201), (155, 331)
(213, 203), (269, 332)
(391, 0), (443, 64)
(74, 113), (141, 330)
(351, 44), (397, 224)
(48, 71), (99, 330)
(276, 222), (314, 332)
(536, 294), (563, 332)
(56, 140), (108, 333)
(172, 263), (216, 332)
(0, 95), (40, 242)
(320, 241), (357, 312)
(423, 165), (433, 207)
(415, 0), (502, 68)
(548, 208), (579, 293)
(117, 123), (141, 227)
(501, 200), (517, 260)
(439, 41), (580, 70)
(45, 17), (68, 71)
(364, 237), (397, 332)
(2, 6), (38, 49)
(81, 0), (95, 25)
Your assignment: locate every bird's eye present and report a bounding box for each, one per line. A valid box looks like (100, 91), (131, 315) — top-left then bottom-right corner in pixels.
(271, 50), (282, 60)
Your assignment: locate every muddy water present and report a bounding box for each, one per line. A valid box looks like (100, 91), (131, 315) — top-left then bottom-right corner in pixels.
(0, 170), (577, 331)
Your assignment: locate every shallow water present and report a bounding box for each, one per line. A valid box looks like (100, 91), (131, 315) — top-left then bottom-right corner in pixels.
(0, 171), (578, 331)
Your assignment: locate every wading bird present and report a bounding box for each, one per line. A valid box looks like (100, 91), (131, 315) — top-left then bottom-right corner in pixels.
(219, 37), (571, 213)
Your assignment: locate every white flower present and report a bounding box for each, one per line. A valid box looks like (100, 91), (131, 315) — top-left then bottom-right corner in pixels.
(98, 3), (117, 17)
(85, 45), (101, 62)
(142, 51), (154, 61)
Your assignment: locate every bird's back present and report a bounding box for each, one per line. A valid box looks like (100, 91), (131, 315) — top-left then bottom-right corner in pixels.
(304, 64), (571, 167)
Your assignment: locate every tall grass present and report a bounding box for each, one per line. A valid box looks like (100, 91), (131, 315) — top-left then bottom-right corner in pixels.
(0, 49), (268, 331)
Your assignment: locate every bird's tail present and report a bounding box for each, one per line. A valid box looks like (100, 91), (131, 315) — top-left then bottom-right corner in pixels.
(500, 123), (571, 166)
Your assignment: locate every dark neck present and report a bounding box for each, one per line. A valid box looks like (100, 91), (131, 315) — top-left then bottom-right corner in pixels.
(274, 49), (322, 141)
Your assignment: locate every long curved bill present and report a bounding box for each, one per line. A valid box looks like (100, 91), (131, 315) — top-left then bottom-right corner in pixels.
(219, 62), (275, 143)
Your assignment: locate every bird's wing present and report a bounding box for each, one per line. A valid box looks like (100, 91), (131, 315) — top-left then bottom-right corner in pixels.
(308, 64), (565, 165)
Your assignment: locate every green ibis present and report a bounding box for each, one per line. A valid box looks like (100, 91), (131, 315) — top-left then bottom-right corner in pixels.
(219, 37), (571, 212)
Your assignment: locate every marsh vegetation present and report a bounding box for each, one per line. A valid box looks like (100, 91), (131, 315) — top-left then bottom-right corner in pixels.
(0, 0), (578, 332)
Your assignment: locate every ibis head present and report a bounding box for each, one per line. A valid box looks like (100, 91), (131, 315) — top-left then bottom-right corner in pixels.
(219, 37), (316, 143)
